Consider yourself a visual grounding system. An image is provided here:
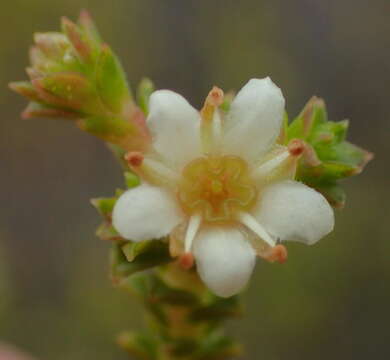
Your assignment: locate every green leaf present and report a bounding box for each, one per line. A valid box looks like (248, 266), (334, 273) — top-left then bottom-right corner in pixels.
(33, 72), (99, 113)
(313, 182), (346, 209)
(137, 78), (155, 115)
(78, 10), (102, 46)
(328, 141), (373, 169)
(219, 90), (235, 112)
(61, 16), (93, 63)
(124, 171), (140, 188)
(95, 44), (132, 114)
(190, 295), (242, 323)
(91, 196), (117, 218)
(123, 271), (200, 307)
(118, 240), (172, 276)
(110, 241), (172, 281)
(310, 120), (349, 146)
(78, 115), (134, 138)
(117, 331), (158, 360)
(287, 96), (327, 140)
(168, 337), (199, 357)
(297, 161), (357, 182)
(9, 81), (42, 102)
(95, 222), (122, 241)
(21, 102), (79, 120)
(288, 96), (373, 208)
(193, 332), (242, 360)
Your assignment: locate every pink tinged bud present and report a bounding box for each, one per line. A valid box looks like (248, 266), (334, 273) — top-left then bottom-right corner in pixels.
(34, 32), (69, 58)
(32, 72), (98, 113)
(21, 102), (79, 120)
(61, 17), (92, 62)
(78, 9), (101, 44)
(8, 82), (41, 103)
(29, 46), (47, 68)
(26, 67), (42, 80)
(300, 96), (326, 136)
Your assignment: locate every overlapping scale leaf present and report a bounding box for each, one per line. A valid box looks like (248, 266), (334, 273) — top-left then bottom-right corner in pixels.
(286, 96), (373, 207)
(118, 331), (159, 360)
(9, 11), (150, 153)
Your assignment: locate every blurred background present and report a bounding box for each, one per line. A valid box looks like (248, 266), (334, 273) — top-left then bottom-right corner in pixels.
(0, 0), (389, 359)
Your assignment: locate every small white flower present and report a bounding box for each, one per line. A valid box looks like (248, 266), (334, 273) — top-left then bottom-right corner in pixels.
(112, 78), (334, 297)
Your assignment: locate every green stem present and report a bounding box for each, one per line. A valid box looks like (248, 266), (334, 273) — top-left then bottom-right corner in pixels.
(111, 243), (242, 360)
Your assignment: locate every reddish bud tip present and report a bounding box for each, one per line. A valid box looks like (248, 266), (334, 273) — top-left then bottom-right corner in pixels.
(288, 139), (305, 157)
(179, 252), (194, 270)
(273, 245), (288, 264)
(207, 86), (224, 107)
(124, 151), (144, 167)
(263, 244), (288, 264)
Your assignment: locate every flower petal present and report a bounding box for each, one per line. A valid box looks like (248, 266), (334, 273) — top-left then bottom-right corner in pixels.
(112, 184), (183, 242)
(147, 90), (201, 168)
(223, 77), (285, 161)
(253, 180), (334, 245)
(193, 227), (256, 297)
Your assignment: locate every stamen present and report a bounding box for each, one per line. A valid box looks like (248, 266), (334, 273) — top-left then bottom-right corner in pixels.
(200, 86), (224, 154)
(287, 139), (305, 157)
(184, 213), (202, 252)
(134, 158), (179, 186)
(212, 109), (222, 146)
(124, 151), (144, 167)
(261, 244), (288, 264)
(179, 252), (194, 270)
(237, 211), (275, 247)
(253, 150), (290, 179)
(144, 158), (179, 182)
(208, 86), (224, 107)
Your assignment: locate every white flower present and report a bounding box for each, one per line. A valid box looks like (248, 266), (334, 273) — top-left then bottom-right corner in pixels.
(112, 78), (334, 297)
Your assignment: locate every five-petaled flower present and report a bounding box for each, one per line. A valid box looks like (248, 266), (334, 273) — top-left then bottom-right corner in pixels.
(112, 78), (334, 297)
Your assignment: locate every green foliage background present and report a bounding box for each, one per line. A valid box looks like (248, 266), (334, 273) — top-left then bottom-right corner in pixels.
(0, 1), (389, 359)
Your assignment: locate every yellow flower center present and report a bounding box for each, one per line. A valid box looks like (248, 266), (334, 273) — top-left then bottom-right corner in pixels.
(178, 155), (257, 223)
